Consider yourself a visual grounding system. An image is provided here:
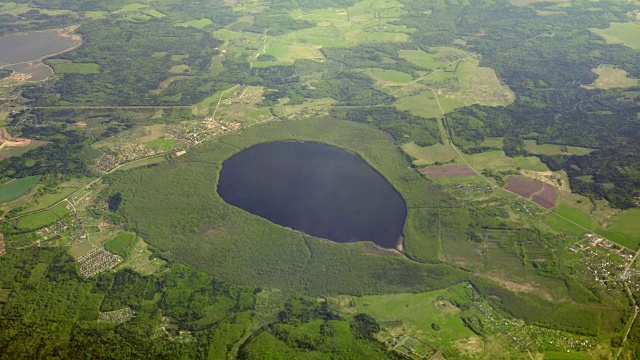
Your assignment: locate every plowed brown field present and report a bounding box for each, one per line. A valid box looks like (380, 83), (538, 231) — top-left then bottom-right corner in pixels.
(505, 176), (558, 208)
(420, 165), (476, 179)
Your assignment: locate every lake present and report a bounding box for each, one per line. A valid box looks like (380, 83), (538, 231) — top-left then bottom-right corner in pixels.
(0, 29), (80, 66)
(217, 142), (407, 248)
(4, 62), (53, 82)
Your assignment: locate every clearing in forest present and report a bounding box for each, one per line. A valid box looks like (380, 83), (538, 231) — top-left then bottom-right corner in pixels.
(523, 140), (594, 156)
(590, 22), (640, 50)
(462, 150), (549, 172)
(582, 64), (640, 89)
(395, 49), (514, 117)
(402, 142), (459, 166)
(0, 176), (41, 204)
(255, 0), (413, 64)
(334, 284), (476, 347)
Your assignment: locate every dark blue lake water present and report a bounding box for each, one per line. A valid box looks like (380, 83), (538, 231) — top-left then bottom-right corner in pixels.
(217, 142), (407, 248)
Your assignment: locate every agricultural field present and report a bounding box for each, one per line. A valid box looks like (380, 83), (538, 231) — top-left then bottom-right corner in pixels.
(104, 231), (137, 258)
(358, 68), (413, 85)
(462, 150), (549, 172)
(402, 142), (459, 166)
(395, 49), (514, 117)
(504, 176), (558, 208)
(0, 176), (40, 204)
(46, 59), (100, 74)
(523, 140), (594, 156)
(419, 165), (476, 179)
(582, 64), (639, 90)
(597, 209), (640, 249)
(118, 237), (166, 275)
(554, 204), (598, 231)
(14, 178), (93, 215)
(336, 284), (477, 347)
(15, 201), (70, 230)
(590, 22), (640, 50)
(143, 139), (176, 150)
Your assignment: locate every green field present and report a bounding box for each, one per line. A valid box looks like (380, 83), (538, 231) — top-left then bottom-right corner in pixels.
(16, 202), (70, 230)
(597, 209), (640, 249)
(47, 60), (100, 74)
(143, 139), (176, 150)
(582, 64), (639, 90)
(555, 204), (598, 230)
(462, 150), (549, 172)
(16, 178), (92, 215)
(104, 231), (137, 258)
(344, 284), (476, 345)
(402, 142), (460, 166)
(480, 137), (504, 148)
(1, 0), (640, 357)
(395, 51), (514, 117)
(0, 176), (40, 203)
(253, 0), (413, 64)
(399, 48), (467, 70)
(359, 68), (413, 84)
(175, 19), (213, 29)
(118, 237), (166, 274)
(114, 156), (167, 172)
(543, 213), (587, 235)
(523, 140), (594, 156)
(590, 22), (640, 50)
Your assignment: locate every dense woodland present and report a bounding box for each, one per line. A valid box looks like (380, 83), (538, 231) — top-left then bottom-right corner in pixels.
(0, 247), (398, 359)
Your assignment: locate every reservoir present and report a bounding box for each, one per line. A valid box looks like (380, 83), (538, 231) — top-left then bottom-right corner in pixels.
(217, 142), (407, 248)
(0, 29), (80, 65)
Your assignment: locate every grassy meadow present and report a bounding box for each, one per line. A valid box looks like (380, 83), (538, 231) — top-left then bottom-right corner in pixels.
(0, 176), (40, 204)
(555, 204), (598, 231)
(582, 64), (639, 90)
(104, 231), (137, 258)
(590, 22), (640, 49)
(462, 150), (549, 172)
(401, 142), (459, 165)
(597, 209), (640, 249)
(523, 140), (594, 156)
(341, 284), (476, 346)
(15, 202), (70, 230)
(395, 53), (514, 117)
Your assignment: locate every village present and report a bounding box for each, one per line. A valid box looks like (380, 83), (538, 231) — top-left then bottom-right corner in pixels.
(569, 233), (640, 292)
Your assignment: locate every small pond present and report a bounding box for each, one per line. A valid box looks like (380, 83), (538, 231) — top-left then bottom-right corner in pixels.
(217, 142), (407, 248)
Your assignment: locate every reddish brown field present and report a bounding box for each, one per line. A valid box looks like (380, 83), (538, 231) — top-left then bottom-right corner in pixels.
(420, 165), (476, 179)
(532, 183), (558, 208)
(505, 176), (558, 208)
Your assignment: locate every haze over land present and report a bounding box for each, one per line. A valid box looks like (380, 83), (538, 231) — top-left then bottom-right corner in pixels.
(0, 0), (639, 358)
